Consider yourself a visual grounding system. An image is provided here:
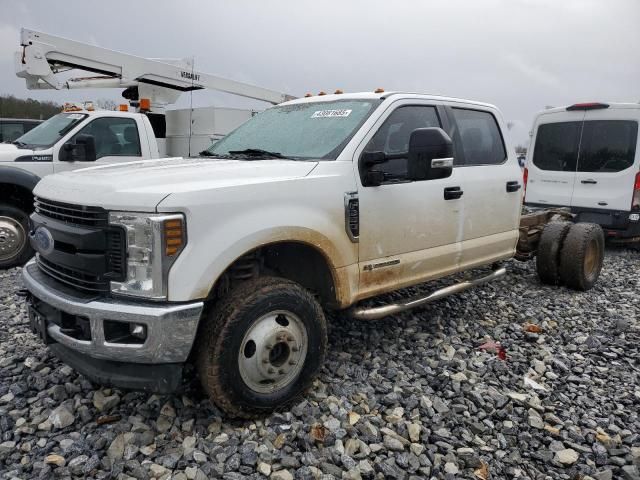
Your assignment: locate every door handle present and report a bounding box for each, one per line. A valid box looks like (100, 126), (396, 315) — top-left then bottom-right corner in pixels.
(581, 179), (597, 184)
(506, 181), (521, 192)
(444, 186), (463, 200)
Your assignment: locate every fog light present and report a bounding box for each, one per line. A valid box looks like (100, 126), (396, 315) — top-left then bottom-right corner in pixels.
(130, 324), (147, 339)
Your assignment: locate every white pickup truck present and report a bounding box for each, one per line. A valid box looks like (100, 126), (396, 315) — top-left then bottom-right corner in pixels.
(0, 108), (161, 268)
(22, 91), (605, 417)
(0, 106), (255, 268)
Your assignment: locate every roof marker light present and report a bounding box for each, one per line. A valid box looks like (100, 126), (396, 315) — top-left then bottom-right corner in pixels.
(334, 89), (343, 94)
(318, 91), (327, 96)
(374, 88), (385, 93)
(139, 98), (151, 111)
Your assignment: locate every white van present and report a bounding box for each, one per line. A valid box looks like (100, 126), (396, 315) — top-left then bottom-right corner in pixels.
(524, 102), (640, 243)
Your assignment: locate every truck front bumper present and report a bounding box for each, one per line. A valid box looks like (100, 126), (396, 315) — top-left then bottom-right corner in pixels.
(22, 260), (204, 392)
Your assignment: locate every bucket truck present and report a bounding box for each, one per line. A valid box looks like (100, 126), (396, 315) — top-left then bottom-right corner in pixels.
(0, 28), (295, 268)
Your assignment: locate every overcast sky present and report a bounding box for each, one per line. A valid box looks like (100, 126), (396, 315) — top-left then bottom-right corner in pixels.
(1, 0), (639, 145)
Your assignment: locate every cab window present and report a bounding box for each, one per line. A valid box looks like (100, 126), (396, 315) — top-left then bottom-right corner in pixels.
(71, 117), (141, 159)
(363, 105), (441, 182)
(450, 108), (506, 166)
(0, 122), (25, 142)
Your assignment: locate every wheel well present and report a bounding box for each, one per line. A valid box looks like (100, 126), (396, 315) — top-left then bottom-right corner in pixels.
(211, 242), (338, 308)
(0, 183), (34, 212)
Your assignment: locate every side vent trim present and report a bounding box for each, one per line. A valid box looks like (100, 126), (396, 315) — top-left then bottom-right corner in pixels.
(344, 192), (359, 243)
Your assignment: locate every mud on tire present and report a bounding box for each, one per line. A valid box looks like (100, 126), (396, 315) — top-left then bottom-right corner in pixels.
(536, 221), (572, 285)
(196, 276), (327, 418)
(559, 223), (605, 291)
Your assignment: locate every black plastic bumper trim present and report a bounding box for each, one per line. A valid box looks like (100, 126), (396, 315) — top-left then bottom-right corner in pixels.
(49, 343), (184, 394)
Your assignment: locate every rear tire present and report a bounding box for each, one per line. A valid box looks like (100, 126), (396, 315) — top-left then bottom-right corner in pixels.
(559, 223), (604, 291)
(0, 204), (33, 269)
(196, 276), (327, 418)
(536, 221), (571, 285)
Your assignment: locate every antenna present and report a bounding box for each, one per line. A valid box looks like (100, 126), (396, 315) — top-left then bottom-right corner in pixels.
(188, 56), (195, 157)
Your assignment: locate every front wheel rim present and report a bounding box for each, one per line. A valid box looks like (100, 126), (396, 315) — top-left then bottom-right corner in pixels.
(238, 310), (308, 394)
(0, 216), (26, 262)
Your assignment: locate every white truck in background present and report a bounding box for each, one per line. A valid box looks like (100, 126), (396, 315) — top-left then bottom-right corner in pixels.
(0, 28), (294, 268)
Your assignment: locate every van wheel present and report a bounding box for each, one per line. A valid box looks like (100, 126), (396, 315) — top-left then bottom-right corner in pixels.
(559, 223), (604, 291)
(536, 221), (571, 285)
(0, 204), (33, 269)
(196, 276), (327, 418)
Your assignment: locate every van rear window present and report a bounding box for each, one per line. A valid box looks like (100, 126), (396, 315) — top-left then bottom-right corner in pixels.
(532, 121), (582, 172)
(533, 120), (638, 173)
(577, 120), (638, 172)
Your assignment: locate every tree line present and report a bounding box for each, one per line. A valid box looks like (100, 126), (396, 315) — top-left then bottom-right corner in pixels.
(0, 95), (61, 120)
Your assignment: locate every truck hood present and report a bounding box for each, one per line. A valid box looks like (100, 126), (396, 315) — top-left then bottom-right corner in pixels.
(0, 143), (33, 160)
(33, 156), (319, 211)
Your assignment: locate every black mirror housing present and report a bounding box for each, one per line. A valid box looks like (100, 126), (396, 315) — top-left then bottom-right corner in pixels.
(407, 128), (454, 181)
(361, 150), (386, 166)
(61, 134), (97, 162)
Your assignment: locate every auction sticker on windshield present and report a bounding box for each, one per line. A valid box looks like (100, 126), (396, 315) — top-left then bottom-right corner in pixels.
(311, 109), (352, 118)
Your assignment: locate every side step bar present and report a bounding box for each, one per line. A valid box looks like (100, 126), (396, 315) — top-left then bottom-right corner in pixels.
(350, 266), (507, 321)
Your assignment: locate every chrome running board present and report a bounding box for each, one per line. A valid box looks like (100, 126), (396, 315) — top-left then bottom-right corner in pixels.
(350, 266), (507, 320)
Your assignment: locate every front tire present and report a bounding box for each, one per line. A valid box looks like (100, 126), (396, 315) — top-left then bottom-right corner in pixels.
(196, 276), (327, 418)
(0, 204), (33, 269)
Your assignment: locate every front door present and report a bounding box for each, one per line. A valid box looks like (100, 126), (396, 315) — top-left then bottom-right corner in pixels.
(54, 116), (144, 173)
(354, 101), (464, 299)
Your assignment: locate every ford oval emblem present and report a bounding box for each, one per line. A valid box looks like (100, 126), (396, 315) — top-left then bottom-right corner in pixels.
(33, 226), (54, 255)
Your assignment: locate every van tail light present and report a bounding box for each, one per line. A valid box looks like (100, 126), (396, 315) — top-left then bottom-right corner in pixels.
(523, 167), (529, 197)
(566, 102), (610, 111)
(632, 171), (640, 211)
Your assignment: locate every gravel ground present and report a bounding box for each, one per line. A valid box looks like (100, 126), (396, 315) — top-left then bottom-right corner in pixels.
(1, 248), (639, 480)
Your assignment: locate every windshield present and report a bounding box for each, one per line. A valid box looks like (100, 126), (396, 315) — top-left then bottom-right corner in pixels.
(205, 99), (380, 160)
(14, 113), (87, 149)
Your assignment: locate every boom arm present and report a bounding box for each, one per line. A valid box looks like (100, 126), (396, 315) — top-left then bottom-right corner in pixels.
(15, 28), (295, 110)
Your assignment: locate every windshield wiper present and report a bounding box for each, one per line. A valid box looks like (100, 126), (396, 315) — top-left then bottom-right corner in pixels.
(12, 140), (27, 148)
(228, 148), (287, 159)
(197, 150), (237, 159)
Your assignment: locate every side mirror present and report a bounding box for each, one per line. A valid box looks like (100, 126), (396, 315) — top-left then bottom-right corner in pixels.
(359, 150), (388, 187)
(61, 134), (97, 162)
(407, 128), (454, 181)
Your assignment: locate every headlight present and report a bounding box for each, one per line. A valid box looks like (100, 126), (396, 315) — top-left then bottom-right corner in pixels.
(108, 212), (186, 300)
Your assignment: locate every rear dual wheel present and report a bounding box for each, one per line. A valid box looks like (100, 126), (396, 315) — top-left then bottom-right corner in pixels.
(559, 223), (604, 290)
(536, 221), (604, 291)
(196, 276), (327, 418)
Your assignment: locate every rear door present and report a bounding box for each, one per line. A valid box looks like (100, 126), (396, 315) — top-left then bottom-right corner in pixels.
(445, 105), (522, 268)
(525, 111), (585, 207)
(571, 110), (639, 212)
